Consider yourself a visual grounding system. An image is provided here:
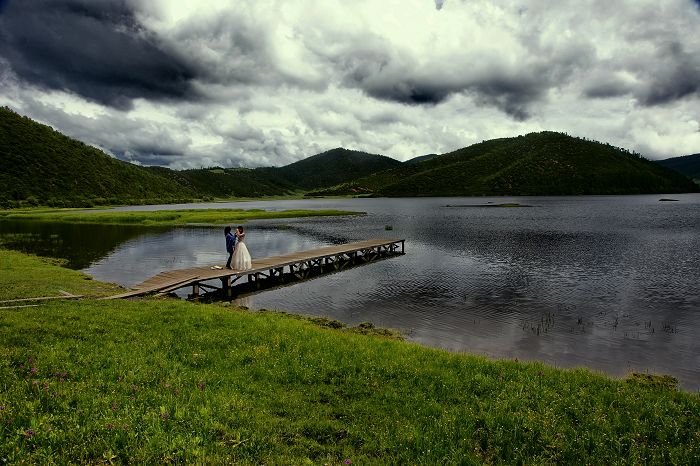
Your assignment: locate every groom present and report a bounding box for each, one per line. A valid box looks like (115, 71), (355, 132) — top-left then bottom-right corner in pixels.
(225, 226), (237, 269)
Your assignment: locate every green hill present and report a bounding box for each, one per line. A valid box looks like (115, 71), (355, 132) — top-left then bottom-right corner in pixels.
(311, 132), (699, 196)
(271, 147), (402, 189)
(4, 107), (696, 206)
(656, 153), (700, 185)
(0, 107), (198, 207)
(146, 166), (300, 198)
(0, 108), (402, 206)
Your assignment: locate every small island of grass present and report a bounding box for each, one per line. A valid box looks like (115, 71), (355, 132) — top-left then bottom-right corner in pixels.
(445, 202), (533, 208)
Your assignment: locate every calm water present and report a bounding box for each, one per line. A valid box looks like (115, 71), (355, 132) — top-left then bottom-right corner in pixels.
(2, 195), (699, 390)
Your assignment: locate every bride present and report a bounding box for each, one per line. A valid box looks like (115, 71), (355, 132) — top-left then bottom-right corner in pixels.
(232, 225), (252, 270)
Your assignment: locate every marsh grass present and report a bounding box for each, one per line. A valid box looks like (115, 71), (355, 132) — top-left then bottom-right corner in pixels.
(0, 208), (363, 227)
(1, 249), (698, 464)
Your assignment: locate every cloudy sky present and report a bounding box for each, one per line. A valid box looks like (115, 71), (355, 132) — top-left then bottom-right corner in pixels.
(1, 0), (700, 169)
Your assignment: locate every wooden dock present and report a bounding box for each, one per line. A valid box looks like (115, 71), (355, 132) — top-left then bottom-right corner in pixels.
(104, 238), (405, 300)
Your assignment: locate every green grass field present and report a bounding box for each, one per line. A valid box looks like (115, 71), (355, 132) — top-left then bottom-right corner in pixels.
(1, 249), (698, 464)
(0, 208), (363, 226)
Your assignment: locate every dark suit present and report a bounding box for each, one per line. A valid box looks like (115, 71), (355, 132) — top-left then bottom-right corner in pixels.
(225, 232), (237, 268)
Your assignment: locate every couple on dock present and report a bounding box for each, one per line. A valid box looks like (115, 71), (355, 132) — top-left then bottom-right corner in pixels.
(225, 225), (252, 270)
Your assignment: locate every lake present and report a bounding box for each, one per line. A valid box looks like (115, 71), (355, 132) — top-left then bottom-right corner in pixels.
(2, 195), (699, 390)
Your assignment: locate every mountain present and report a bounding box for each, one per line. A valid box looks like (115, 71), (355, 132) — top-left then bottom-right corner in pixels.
(270, 148), (402, 189)
(146, 148), (402, 197)
(310, 132), (700, 197)
(0, 107), (198, 207)
(656, 154), (700, 184)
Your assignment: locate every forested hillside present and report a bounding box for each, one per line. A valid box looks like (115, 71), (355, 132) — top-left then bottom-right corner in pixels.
(0, 108), (398, 206)
(656, 153), (700, 185)
(146, 166), (300, 198)
(0, 107), (197, 207)
(310, 132), (699, 196)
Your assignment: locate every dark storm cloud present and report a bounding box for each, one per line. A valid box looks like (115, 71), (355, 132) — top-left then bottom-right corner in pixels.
(580, 20), (700, 106)
(335, 46), (461, 107)
(343, 61), (548, 119)
(469, 80), (543, 121)
(584, 78), (632, 99)
(168, 11), (270, 87)
(359, 79), (452, 106)
(161, 7), (327, 97)
(634, 41), (700, 106)
(0, 0), (199, 109)
(321, 23), (587, 119)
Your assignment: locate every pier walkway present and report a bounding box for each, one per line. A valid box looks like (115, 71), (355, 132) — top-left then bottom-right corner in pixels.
(105, 238), (405, 300)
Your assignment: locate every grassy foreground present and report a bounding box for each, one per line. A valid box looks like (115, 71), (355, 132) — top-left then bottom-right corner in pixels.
(0, 249), (121, 301)
(0, 208), (362, 226)
(1, 250), (699, 464)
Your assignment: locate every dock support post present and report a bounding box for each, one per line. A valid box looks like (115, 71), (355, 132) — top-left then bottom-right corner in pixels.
(220, 276), (231, 298)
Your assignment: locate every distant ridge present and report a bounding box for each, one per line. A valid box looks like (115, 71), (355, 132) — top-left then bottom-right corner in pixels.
(405, 153), (439, 164)
(269, 147), (402, 189)
(656, 153), (700, 185)
(146, 166), (299, 198)
(310, 132), (699, 196)
(147, 148), (401, 197)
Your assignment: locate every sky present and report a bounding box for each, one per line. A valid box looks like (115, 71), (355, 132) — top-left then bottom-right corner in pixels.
(1, 0), (700, 169)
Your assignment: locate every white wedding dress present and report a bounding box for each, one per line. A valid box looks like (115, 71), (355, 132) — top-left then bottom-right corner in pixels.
(232, 234), (252, 270)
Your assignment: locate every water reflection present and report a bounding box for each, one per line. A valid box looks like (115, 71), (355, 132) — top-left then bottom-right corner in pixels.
(2, 194), (699, 390)
(84, 225), (328, 288)
(0, 220), (169, 269)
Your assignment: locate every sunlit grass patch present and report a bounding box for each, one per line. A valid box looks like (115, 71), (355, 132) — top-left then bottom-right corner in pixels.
(0, 249), (121, 301)
(0, 208), (364, 226)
